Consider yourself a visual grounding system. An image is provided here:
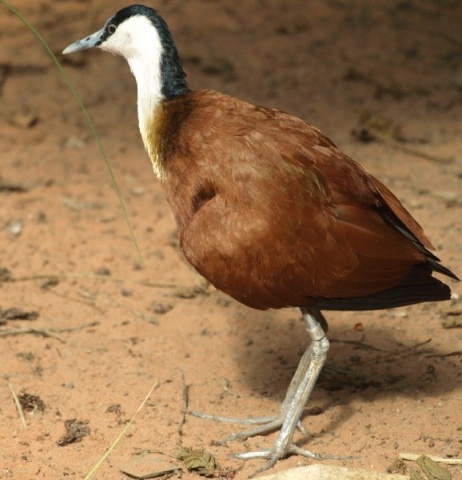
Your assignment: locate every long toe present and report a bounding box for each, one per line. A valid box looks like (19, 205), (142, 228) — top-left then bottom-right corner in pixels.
(232, 445), (318, 478)
(234, 444), (345, 478)
(190, 412), (308, 443)
(220, 416), (286, 444)
(189, 410), (278, 426)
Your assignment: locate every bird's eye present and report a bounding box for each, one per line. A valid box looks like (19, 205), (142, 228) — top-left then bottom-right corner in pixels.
(107, 23), (117, 34)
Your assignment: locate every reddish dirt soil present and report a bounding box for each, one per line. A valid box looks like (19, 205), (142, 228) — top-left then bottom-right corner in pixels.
(1, 1), (461, 479)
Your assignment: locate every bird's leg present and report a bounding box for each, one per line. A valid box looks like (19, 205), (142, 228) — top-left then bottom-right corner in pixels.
(203, 343), (314, 440)
(231, 307), (331, 473)
(274, 309), (327, 433)
(191, 308), (331, 473)
(189, 310), (321, 438)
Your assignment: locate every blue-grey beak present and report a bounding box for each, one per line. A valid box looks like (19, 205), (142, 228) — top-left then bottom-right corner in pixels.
(62, 27), (105, 55)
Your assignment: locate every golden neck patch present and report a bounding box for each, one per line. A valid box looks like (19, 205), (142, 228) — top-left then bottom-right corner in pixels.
(139, 95), (196, 182)
(140, 106), (167, 182)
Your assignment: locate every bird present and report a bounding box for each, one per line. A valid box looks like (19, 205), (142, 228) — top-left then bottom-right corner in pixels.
(63, 4), (458, 474)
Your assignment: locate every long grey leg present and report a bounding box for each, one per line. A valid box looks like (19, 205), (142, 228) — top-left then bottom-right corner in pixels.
(192, 307), (331, 475)
(231, 307), (330, 474)
(190, 309), (325, 439)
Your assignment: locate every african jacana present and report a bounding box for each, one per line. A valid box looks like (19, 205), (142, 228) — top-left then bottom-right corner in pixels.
(63, 4), (458, 473)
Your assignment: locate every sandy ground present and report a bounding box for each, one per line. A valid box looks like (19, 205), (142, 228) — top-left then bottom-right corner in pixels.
(0, 1), (461, 479)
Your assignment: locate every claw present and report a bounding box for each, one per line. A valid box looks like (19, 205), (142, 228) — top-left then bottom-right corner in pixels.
(233, 444), (340, 478)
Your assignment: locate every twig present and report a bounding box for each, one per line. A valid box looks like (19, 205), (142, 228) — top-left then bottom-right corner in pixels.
(424, 350), (462, 358)
(330, 338), (394, 353)
(0, 321), (99, 341)
(53, 321), (100, 333)
(8, 383), (27, 429)
(45, 288), (104, 313)
(330, 338), (432, 357)
(139, 280), (177, 289)
(376, 135), (454, 164)
(178, 369), (188, 436)
(1, 272), (177, 289)
(0, 326), (64, 341)
(370, 338), (432, 361)
(400, 452), (462, 465)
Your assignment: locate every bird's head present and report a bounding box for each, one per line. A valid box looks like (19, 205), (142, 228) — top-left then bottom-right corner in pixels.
(62, 4), (188, 99)
(63, 5), (159, 59)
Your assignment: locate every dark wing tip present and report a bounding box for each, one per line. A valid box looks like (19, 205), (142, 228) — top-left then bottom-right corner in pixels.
(314, 264), (453, 311)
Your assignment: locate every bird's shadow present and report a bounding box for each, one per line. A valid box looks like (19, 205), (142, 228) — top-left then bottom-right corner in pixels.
(226, 304), (461, 412)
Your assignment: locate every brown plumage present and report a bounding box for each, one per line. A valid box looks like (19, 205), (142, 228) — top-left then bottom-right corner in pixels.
(153, 90), (456, 310)
(63, 5), (458, 473)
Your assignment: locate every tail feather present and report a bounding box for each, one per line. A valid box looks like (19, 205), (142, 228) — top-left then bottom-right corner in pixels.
(427, 257), (459, 281)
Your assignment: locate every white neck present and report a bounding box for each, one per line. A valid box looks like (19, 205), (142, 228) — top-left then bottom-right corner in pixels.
(130, 57), (166, 181)
(100, 15), (166, 176)
(128, 55), (164, 145)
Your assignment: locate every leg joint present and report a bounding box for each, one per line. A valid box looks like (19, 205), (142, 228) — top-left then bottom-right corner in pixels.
(306, 322), (327, 343)
(307, 323), (329, 357)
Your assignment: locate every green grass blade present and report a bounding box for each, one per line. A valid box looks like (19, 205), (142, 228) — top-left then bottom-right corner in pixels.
(0, 0), (144, 266)
(84, 382), (158, 479)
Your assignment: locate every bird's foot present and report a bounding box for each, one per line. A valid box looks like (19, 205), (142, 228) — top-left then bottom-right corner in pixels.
(232, 444), (342, 478)
(189, 410), (307, 442)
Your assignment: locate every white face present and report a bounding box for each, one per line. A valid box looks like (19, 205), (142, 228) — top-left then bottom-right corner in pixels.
(100, 15), (162, 61)
(98, 15), (164, 104)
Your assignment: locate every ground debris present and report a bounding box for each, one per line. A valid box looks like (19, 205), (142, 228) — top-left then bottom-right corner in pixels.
(0, 178), (30, 192)
(6, 111), (38, 128)
(0, 307), (39, 322)
(387, 458), (407, 476)
(149, 300), (173, 315)
(18, 393), (46, 413)
(177, 447), (217, 477)
(120, 452), (178, 479)
(257, 464), (410, 479)
(440, 309), (462, 329)
(351, 110), (454, 164)
(344, 66), (430, 100)
(57, 419), (90, 446)
(94, 266), (111, 276)
(351, 110), (404, 143)
(172, 278), (210, 300)
(415, 455), (452, 480)
(0, 62), (11, 92)
(61, 196), (105, 211)
(106, 403), (123, 415)
(4, 218), (23, 236)
(400, 453), (462, 465)
(0, 267), (12, 282)
(39, 276), (60, 290)
(410, 470), (425, 480)
(0, 321), (99, 341)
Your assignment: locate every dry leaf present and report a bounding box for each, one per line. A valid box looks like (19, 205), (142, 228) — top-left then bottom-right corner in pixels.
(177, 447), (216, 476)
